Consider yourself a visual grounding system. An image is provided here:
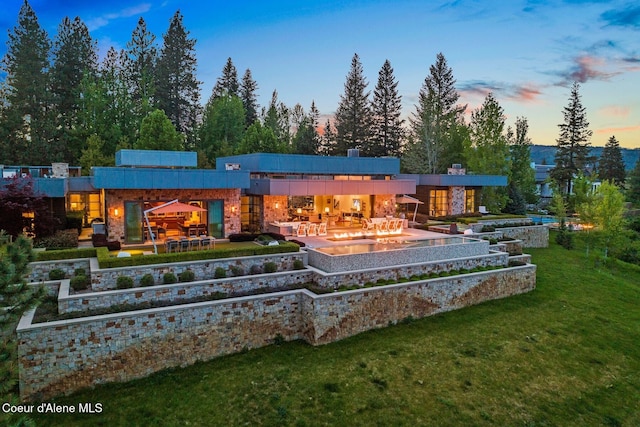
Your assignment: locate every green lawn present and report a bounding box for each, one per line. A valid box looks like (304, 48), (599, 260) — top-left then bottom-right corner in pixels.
(24, 235), (640, 426)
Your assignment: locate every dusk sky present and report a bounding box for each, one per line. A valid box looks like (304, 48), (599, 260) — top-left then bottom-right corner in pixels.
(1, 0), (639, 148)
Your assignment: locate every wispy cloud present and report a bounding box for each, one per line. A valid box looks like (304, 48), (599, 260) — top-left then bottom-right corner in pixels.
(595, 125), (640, 134)
(601, 5), (640, 28)
(458, 80), (543, 103)
(599, 105), (630, 118)
(86, 3), (152, 31)
(552, 54), (620, 85)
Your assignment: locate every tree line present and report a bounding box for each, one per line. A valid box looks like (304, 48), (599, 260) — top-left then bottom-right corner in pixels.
(2, 1), (639, 212)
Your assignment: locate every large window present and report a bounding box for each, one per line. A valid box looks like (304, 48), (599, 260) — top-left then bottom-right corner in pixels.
(429, 189), (448, 217)
(465, 189), (476, 213)
(241, 196), (262, 232)
(124, 201), (143, 243)
(207, 200), (224, 238)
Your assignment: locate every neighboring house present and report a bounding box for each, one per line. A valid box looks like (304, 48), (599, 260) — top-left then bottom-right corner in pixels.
(3, 150), (509, 243)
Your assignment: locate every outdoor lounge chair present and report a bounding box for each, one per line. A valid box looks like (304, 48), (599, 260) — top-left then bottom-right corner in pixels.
(296, 223), (307, 237)
(306, 223), (317, 237)
(317, 222), (327, 236)
(362, 218), (375, 231)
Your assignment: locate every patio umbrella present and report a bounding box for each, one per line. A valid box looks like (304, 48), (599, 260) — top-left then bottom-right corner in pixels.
(395, 195), (423, 222)
(144, 200), (206, 254)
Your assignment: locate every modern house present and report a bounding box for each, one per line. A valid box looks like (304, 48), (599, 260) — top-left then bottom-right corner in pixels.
(3, 150), (509, 243)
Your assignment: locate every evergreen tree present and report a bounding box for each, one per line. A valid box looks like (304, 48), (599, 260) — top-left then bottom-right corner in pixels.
(124, 17), (157, 121)
(79, 134), (112, 173)
(550, 82), (592, 197)
(599, 135), (626, 188)
(240, 68), (259, 127)
(262, 90), (291, 149)
(319, 118), (336, 156)
(211, 57), (239, 99)
(405, 53), (466, 173)
(628, 158), (640, 206)
(464, 92), (511, 212)
(237, 121), (283, 154)
(0, 0), (52, 164)
(155, 10), (201, 150)
(198, 95), (245, 162)
(1, 235), (45, 411)
(135, 109), (183, 151)
(368, 59), (404, 157)
(50, 16), (98, 163)
(333, 53), (372, 156)
(507, 117), (538, 205)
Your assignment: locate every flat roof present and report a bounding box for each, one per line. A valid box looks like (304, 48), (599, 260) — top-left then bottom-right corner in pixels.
(398, 174), (508, 187)
(115, 149), (197, 168)
(216, 153), (400, 175)
(92, 167), (249, 189)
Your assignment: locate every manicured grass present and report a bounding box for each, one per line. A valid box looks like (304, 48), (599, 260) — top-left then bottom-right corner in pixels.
(26, 235), (640, 426)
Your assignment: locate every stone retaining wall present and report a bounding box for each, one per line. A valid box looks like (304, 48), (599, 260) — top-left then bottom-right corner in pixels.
(27, 258), (91, 282)
(18, 264), (536, 401)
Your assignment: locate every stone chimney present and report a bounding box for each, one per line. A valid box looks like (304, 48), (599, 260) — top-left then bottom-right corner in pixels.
(447, 164), (465, 175)
(51, 163), (69, 178)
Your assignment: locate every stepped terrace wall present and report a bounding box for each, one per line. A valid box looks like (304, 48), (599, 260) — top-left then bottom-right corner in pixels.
(18, 264), (536, 401)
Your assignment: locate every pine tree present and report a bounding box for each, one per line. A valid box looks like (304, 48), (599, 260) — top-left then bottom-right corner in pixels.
(0, 0), (52, 164)
(599, 135), (626, 188)
(333, 53), (372, 156)
(550, 82), (592, 197)
(627, 158), (640, 206)
(464, 92), (511, 212)
(405, 53), (466, 173)
(124, 17), (157, 120)
(198, 95), (245, 162)
(368, 59), (404, 157)
(508, 117), (538, 205)
(293, 102), (321, 155)
(320, 118), (336, 156)
(50, 16), (98, 163)
(211, 57), (239, 99)
(240, 68), (259, 127)
(155, 10), (201, 150)
(262, 90), (291, 149)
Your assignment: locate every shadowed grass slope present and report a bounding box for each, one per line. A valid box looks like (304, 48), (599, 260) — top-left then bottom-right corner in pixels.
(28, 235), (640, 426)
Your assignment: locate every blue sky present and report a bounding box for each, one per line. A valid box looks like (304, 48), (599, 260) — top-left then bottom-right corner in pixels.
(1, 0), (639, 148)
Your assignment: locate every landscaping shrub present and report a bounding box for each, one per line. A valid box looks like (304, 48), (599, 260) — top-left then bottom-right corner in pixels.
(229, 233), (258, 242)
(288, 239), (306, 247)
(139, 274), (155, 287)
(229, 265), (244, 277)
(36, 247), (97, 261)
(34, 229), (79, 249)
(48, 269), (66, 280)
(214, 267), (226, 279)
(293, 259), (304, 270)
(556, 219), (574, 250)
(178, 270), (196, 282)
(249, 264), (263, 275)
(481, 225), (496, 232)
(263, 232), (285, 242)
(116, 276), (134, 289)
(264, 261), (277, 273)
(69, 275), (89, 291)
(65, 211), (84, 234)
(255, 234), (275, 245)
(74, 268), (86, 277)
(163, 272), (177, 284)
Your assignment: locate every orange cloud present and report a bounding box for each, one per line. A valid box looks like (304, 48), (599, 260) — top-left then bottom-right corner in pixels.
(595, 125), (640, 134)
(599, 106), (631, 118)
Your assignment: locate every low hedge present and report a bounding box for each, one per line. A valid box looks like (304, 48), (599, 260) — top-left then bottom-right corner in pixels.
(97, 242), (300, 269)
(36, 247), (97, 261)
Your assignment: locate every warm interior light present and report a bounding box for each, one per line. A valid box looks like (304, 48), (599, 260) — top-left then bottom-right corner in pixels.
(297, 208), (302, 214)
(324, 207), (330, 213)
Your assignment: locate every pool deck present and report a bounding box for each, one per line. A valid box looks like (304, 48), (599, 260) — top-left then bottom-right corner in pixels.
(291, 226), (448, 249)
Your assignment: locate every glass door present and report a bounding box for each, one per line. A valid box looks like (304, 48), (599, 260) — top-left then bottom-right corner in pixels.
(125, 201), (143, 243)
(208, 200), (224, 238)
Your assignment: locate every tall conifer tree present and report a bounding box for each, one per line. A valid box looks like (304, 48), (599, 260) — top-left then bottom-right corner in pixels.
(124, 17), (157, 121)
(155, 10), (201, 150)
(550, 82), (592, 197)
(0, 0), (52, 164)
(333, 53), (372, 156)
(599, 135), (626, 188)
(240, 68), (259, 127)
(368, 59), (404, 157)
(212, 57), (240, 99)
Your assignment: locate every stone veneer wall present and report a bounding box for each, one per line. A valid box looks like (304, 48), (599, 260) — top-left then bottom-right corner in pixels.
(27, 258), (91, 282)
(87, 252), (306, 291)
(105, 188), (241, 242)
(448, 186), (466, 216)
(262, 195), (290, 229)
(372, 194), (396, 218)
(18, 264), (536, 401)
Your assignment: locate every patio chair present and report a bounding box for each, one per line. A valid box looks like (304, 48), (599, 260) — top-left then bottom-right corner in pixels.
(317, 222), (327, 236)
(307, 223), (317, 237)
(296, 223), (307, 237)
(378, 220), (389, 233)
(179, 237), (190, 252)
(189, 238), (201, 251)
(200, 236), (214, 250)
(157, 223), (168, 239)
(362, 218), (375, 232)
(388, 219), (400, 234)
(165, 239), (178, 253)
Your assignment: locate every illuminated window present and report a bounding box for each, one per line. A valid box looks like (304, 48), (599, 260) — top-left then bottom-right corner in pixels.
(429, 189), (448, 217)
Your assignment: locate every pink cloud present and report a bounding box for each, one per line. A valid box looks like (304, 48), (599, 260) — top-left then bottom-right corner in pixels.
(595, 125), (640, 134)
(599, 106), (631, 118)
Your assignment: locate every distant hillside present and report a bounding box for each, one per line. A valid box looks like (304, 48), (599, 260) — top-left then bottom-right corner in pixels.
(530, 145), (640, 171)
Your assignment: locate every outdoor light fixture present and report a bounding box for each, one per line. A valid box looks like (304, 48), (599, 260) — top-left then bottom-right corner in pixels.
(275, 202), (279, 209)
(231, 206), (236, 213)
(113, 208), (120, 217)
